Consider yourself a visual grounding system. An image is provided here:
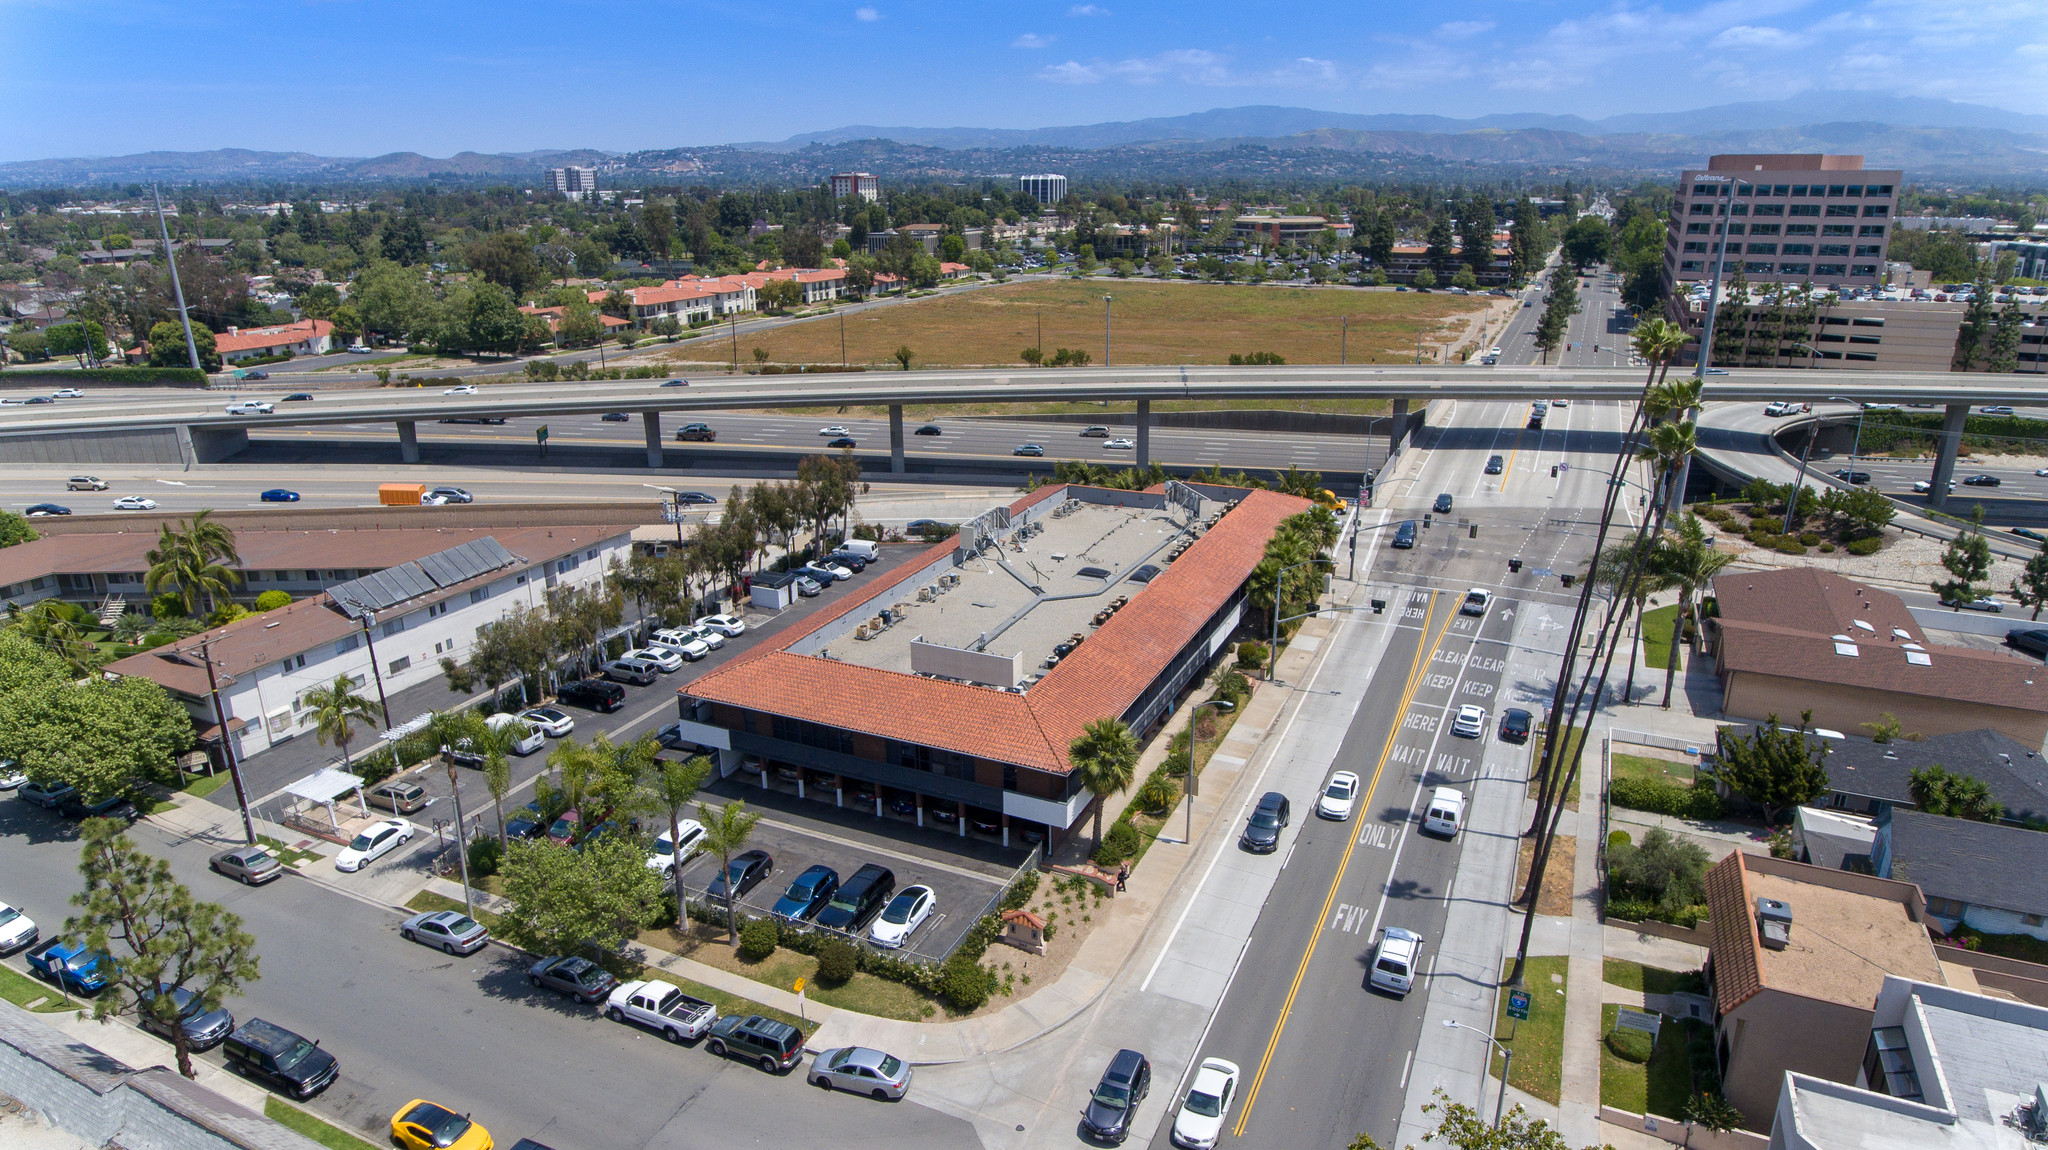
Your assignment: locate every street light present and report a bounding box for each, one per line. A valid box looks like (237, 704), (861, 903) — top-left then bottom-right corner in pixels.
(1269, 558), (1336, 680)
(1690, 175), (1734, 379)
(1442, 1018), (1514, 1128)
(1103, 295), (1113, 367)
(440, 743), (477, 923)
(1162, 699), (1233, 845)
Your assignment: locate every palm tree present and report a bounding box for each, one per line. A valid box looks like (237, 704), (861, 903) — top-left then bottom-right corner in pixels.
(1271, 464), (1324, 499)
(144, 513), (243, 617)
(644, 756), (713, 929)
(1632, 317), (1688, 392)
(8, 600), (99, 679)
(696, 797), (762, 943)
(1069, 718), (1140, 850)
(1592, 541), (1677, 705)
(1652, 514), (1734, 709)
(302, 674), (381, 772)
(1637, 419), (1698, 532)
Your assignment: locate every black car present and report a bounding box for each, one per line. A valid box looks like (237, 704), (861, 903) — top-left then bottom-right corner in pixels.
(60, 793), (137, 822)
(138, 983), (235, 1050)
(825, 550), (868, 572)
(1241, 791), (1290, 853)
(1832, 469), (1872, 485)
(505, 802), (548, 840)
(223, 1018), (339, 1099)
(444, 739), (487, 770)
(240, 370), (268, 380)
(706, 849), (774, 901)
(705, 1014), (806, 1073)
(1391, 520), (1417, 549)
(1963, 474), (2002, 487)
(1498, 707), (1534, 743)
(556, 679), (625, 713)
(1082, 1048), (1152, 1144)
(282, 393), (314, 402)
(674, 491), (716, 505)
(1433, 493), (1454, 513)
(914, 424), (942, 436)
(600, 412), (629, 422)
(813, 863), (894, 932)
(828, 437), (857, 449)
(1485, 455), (1504, 475)
(529, 955), (620, 1003)
(24, 503), (71, 517)
(2007, 629), (2048, 659)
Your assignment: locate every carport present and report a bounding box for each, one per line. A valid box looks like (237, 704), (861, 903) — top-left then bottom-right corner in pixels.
(277, 766), (370, 837)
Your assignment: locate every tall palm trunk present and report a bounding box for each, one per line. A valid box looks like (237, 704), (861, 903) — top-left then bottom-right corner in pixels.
(1662, 590), (1691, 709)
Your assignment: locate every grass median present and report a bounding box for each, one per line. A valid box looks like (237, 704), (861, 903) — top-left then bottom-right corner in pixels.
(0, 962), (76, 1012)
(1492, 956), (1568, 1104)
(265, 1098), (382, 1150)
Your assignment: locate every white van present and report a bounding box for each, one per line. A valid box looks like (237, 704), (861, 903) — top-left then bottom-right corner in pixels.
(837, 539), (879, 561)
(485, 713), (545, 756)
(1422, 787), (1467, 837)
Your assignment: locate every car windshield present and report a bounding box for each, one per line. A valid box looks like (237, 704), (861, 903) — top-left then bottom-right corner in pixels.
(243, 850), (276, 867)
(1093, 1081), (1131, 1108)
(784, 878), (819, 900)
(1325, 780), (1352, 799)
(347, 831), (377, 851)
(404, 1104), (470, 1147)
(881, 895), (918, 924)
(274, 1037), (317, 1071)
(0, 907), (18, 927)
(1250, 810), (1280, 829)
(1185, 1089), (1223, 1118)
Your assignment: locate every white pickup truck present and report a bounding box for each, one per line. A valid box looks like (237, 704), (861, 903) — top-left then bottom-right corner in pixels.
(604, 979), (718, 1044)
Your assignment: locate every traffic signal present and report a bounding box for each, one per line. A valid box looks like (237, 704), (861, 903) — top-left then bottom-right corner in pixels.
(1468, 524), (1478, 539)
(1561, 573), (1576, 588)
(1509, 558), (1522, 573)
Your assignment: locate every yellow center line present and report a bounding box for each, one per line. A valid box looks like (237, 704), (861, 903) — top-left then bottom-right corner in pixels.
(1232, 590), (1455, 1138)
(1501, 427), (1526, 495)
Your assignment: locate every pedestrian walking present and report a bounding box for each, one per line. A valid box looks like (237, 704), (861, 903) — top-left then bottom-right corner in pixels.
(1116, 861), (1129, 892)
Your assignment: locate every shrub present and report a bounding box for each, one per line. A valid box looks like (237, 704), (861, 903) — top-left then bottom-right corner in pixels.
(253, 590), (292, 611)
(738, 917), (779, 961)
(1608, 829), (1632, 850)
(1772, 536), (1807, 555)
(1819, 542), (1836, 553)
(816, 940), (858, 985)
(1133, 774), (1177, 815)
(1215, 670), (1252, 707)
(150, 593), (188, 620)
(1094, 819), (1141, 865)
(1236, 640), (1268, 668)
(1750, 516), (1784, 534)
(1798, 532), (1822, 547)
(1607, 1026), (1654, 1064)
(939, 955), (996, 1011)
(1606, 897), (1658, 923)
(466, 835), (501, 877)
(1846, 537), (1883, 556)
(1610, 777), (1725, 821)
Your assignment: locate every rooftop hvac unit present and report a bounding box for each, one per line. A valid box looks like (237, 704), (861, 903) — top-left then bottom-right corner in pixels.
(1760, 921), (1790, 951)
(1756, 897), (1793, 950)
(854, 624), (872, 640)
(2026, 1084), (2048, 1140)
(917, 586), (934, 602)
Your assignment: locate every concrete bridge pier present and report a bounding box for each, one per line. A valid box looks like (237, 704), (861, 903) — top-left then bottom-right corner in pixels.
(397, 420), (419, 464)
(1387, 398), (1410, 464)
(642, 411), (664, 468)
(1136, 399), (1151, 468)
(1926, 402), (1968, 511)
(889, 404), (905, 474)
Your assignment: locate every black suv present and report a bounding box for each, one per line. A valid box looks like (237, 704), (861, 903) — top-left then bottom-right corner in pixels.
(2007, 629), (2048, 659)
(556, 679), (626, 713)
(60, 793), (137, 822)
(1082, 1048), (1151, 1143)
(1241, 791), (1290, 853)
(1392, 521), (1417, 549)
(813, 863), (895, 933)
(1433, 492), (1454, 513)
(223, 1018), (339, 1099)
(705, 1014), (806, 1073)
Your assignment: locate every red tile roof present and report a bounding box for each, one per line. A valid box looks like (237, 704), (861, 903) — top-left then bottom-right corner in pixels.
(215, 319), (333, 354)
(683, 486), (1309, 773)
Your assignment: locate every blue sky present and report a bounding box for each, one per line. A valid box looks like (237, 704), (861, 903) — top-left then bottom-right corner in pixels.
(4, 0), (2046, 161)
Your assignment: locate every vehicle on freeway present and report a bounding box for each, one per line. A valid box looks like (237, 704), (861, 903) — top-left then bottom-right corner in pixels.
(1488, 345), (1502, 358)
(333, 819), (412, 872)
(485, 712), (545, 755)
(1940, 595), (2005, 612)
(26, 937), (111, 994)
(529, 955), (619, 1003)
(815, 863), (895, 933)
(706, 849), (774, 901)
(827, 436), (857, 449)
(601, 657), (660, 686)
(225, 401), (273, 415)
(2007, 629), (2048, 659)
(2016, 528), (2048, 544)
(1369, 926), (1425, 995)
(1316, 771), (1359, 821)
(1103, 437), (1135, 450)
(209, 845), (284, 885)
(620, 645), (684, 672)
(600, 412), (628, 422)
(425, 485), (473, 503)
(1831, 469), (1872, 485)
(869, 885), (935, 949)
(1014, 444), (1045, 456)
(645, 820), (707, 877)
(819, 425), (851, 436)
(1461, 588), (1492, 616)
(223, 1018), (339, 1098)
(18, 779), (74, 808)
(1241, 791), (1290, 853)
(391, 1100), (490, 1150)
(1082, 1048), (1151, 1143)
(138, 983), (235, 1050)
(0, 901), (38, 954)
(112, 496), (158, 510)
(1170, 1058), (1240, 1149)
(1551, 399), (1568, 407)
(60, 793), (137, 822)
(675, 423), (716, 441)
(647, 630), (711, 662)
(1498, 707), (1533, 743)
(240, 370), (269, 381)
(556, 678), (625, 712)
(439, 416), (506, 425)
(771, 865), (839, 924)
(672, 490), (717, 505)
(904, 519), (948, 536)
(399, 909), (488, 956)
(1451, 704), (1487, 738)
(914, 424), (942, 436)
(810, 1045), (914, 1101)
(697, 613), (746, 636)
(663, 378), (690, 387)
(1982, 405), (2016, 415)
(24, 503), (71, 516)
(443, 384), (478, 395)
(1912, 480), (1955, 494)
(66, 476), (107, 490)
(259, 489), (300, 502)
(519, 707), (574, 737)
(795, 575), (823, 597)
(1422, 787), (1468, 838)
(2036, 468), (2048, 478)
(1484, 455), (1504, 474)
(1433, 492), (1454, 513)
(51, 388), (84, 399)
(1763, 401), (1809, 417)
(704, 1014), (806, 1073)
(365, 780), (429, 814)
(282, 393), (313, 402)
(605, 979), (718, 1043)
(1080, 426), (1111, 437)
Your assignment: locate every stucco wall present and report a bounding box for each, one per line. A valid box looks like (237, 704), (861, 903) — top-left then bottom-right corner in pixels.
(1721, 991), (1875, 1132)
(1723, 670), (2048, 748)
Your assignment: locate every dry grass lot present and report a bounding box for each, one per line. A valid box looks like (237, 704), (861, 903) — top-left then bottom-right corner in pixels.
(660, 280), (1486, 369)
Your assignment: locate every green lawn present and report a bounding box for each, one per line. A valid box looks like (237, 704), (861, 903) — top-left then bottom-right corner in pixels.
(257, 834), (321, 869)
(264, 1098), (382, 1150)
(1611, 753), (1696, 786)
(180, 772), (232, 799)
(1602, 958), (1705, 997)
(627, 960), (811, 1034)
(1598, 1004), (1698, 1118)
(1493, 956), (1568, 1104)
(404, 890), (503, 934)
(0, 961), (76, 1011)
(1639, 604), (1681, 673)
(715, 947), (932, 1022)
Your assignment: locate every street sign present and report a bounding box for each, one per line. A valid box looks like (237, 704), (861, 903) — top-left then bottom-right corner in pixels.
(536, 425), (550, 442)
(1616, 1008), (1662, 1039)
(1507, 990), (1531, 1020)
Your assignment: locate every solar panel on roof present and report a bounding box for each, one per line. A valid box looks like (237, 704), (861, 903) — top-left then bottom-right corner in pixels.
(328, 536), (521, 618)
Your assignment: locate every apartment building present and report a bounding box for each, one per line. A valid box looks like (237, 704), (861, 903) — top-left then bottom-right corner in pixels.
(546, 166), (598, 199)
(1665, 154), (1900, 291)
(1017, 173), (1068, 206)
(830, 172), (879, 202)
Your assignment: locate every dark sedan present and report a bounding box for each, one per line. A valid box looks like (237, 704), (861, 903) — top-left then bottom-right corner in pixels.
(914, 424), (941, 436)
(1498, 707), (1534, 743)
(528, 955), (619, 1003)
(24, 503), (71, 517)
(2007, 629), (2048, 659)
(260, 489), (300, 502)
(138, 983), (235, 1051)
(282, 393), (314, 402)
(505, 802), (549, 840)
(600, 412), (629, 422)
(1831, 469), (1872, 485)
(61, 793), (137, 822)
(1433, 492), (1454, 513)
(239, 370), (269, 380)
(1963, 474), (2003, 487)
(771, 865), (839, 923)
(706, 849), (774, 901)
(1240, 791), (1289, 853)
(827, 437), (857, 449)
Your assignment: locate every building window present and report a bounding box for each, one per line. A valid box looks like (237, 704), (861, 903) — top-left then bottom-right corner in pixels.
(2026, 913), (2045, 927)
(1786, 225), (1817, 237)
(1855, 245), (1883, 257)
(1749, 223), (1781, 236)
(1817, 333), (1846, 343)
(427, 602), (449, 618)
(1858, 225), (1886, 237)
(1862, 205), (1889, 217)
(1865, 1027), (1923, 1101)
(1789, 205), (1820, 217)
(278, 653), (306, 673)
(1826, 204), (1858, 217)
(1771, 184), (1790, 196)
(1926, 896), (1967, 917)
(1778, 262), (1811, 275)
(1729, 203), (1749, 216)
(1846, 352), (1878, 362)
(381, 619), (404, 637)
(1747, 243), (1777, 255)
(1683, 242), (1707, 254)
(1686, 223), (1711, 235)
(469, 587), (489, 604)
(1692, 184), (1717, 196)
(1815, 263), (1848, 277)
(1752, 204), (1784, 217)
(387, 656), (411, 674)
(1822, 224), (1855, 236)
(1678, 260), (1703, 272)
(1850, 335), (1881, 345)
(1743, 262), (1774, 274)
(1781, 244), (1814, 256)
(1689, 203), (1715, 216)
(1852, 317), (1885, 327)
(1818, 244), (1851, 256)
(1724, 223), (1745, 236)
(335, 635), (360, 656)
(1852, 264), (1879, 277)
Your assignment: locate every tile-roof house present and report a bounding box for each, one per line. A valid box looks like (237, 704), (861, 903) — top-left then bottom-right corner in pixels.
(1807, 727), (2048, 825)
(214, 319), (335, 362)
(1709, 567), (2048, 747)
(1873, 807), (2048, 942)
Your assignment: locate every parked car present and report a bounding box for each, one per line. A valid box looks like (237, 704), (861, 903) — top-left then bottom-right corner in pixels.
(1369, 927), (1425, 995)
(504, 802), (548, 841)
(209, 845), (284, 885)
(2007, 629), (2048, 658)
(696, 614), (746, 637)
(529, 955), (619, 1003)
(868, 885), (934, 949)
(60, 793), (137, 822)
(602, 657), (660, 686)
(814, 863), (894, 933)
(365, 780), (430, 814)
(0, 901), (38, 954)
(706, 849), (774, 901)
(399, 909), (488, 956)
(112, 495), (158, 510)
(66, 475), (107, 490)
(223, 1018), (339, 1099)
(1498, 708), (1533, 743)
(259, 489), (300, 502)
(1941, 595), (2005, 612)
(1315, 771), (1359, 821)
(1240, 791), (1290, 853)
(648, 629), (712, 661)
(1014, 444), (1045, 456)
(809, 1045), (914, 1101)
(1082, 1048), (1152, 1144)
(771, 865), (839, 923)
(1170, 1058), (1240, 1149)
(518, 707), (575, 737)
(794, 575), (823, 597)
(391, 1100), (490, 1150)
(0, 760), (20, 790)
(620, 645), (684, 673)
(797, 561), (850, 584)
(824, 550), (868, 573)
(645, 819), (707, 877)
(704, 1014), (806, 1073)
(605, 979), (717, 1043)
(556, 679), (626, 712)
(18, 779), (74, 809)
(1450, 704), (1487, 738)
(1422, 787), (1468, 838)
(333, 819), (412, 872)
(26, 937), (111, 994)
(138, 983), (235, 1050)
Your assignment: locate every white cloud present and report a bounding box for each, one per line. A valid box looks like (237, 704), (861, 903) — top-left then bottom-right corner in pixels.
(854, 7), (879, 21)
(1067, 4), (1109, 16)
(1038, 60), (1102, 84)
(1710, 24), (1803, 49)
(1036, 48), (1342, 89)
(1012, 33), (1054, 49)
(1437, 20), (1495, 39)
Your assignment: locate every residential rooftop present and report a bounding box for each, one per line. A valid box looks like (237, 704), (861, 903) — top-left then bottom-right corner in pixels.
(1820, 728), (2048, 825)
(1882, 808), (2048, 919)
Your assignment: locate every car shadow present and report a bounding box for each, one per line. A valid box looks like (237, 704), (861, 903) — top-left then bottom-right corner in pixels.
(470, 955), (608, 1019)
(0, 802), (84, 846)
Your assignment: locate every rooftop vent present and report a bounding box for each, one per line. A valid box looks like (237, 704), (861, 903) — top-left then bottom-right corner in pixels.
(1834, 642), (1860, 657)
(1905, 651), (1931, 666)
(1757, 897), (1793, 950)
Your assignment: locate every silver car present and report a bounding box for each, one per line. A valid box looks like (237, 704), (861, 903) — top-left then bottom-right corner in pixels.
(399, 909), (489, 956)
(209, 845), (285, 885)
(809, 1045), (913, 1100)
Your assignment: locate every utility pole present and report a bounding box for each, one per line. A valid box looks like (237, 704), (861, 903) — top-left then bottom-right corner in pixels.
(1341, 315), (1348, 366)
(152, 184), (202, 373)
(729, 314), (738, 372)
(196, 637), (257, 845)
(441, 745), (477, 922)
(1692, 175), (1734, 378)
(1103, 295), (1113, 367)
(343, 599), (393, 727)
(840, 313), (847, 367)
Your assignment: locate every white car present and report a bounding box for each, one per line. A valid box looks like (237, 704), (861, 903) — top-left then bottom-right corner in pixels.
(620, 646), (683, 673)
(0, 759), (24, 790)
(2037, 468), (2048, 478)
(346, 343), (372, 353)
(333, 819), (412, 872)
(646, 821), (708, 877)
(51, 388), (84, 399)
(443, 384), (478, 395)
(803, 561), (853, 582)
(1461, 588), (1492, 617)
(1316, 771), (1359, 821)
(1451, 704), (1486, 739)
(696, 614), (746, 637)
(1370, 927), (1425, 995)
(1941, 595), (2005, 613)
(868, 885), (935, 949)
(0, 901), (37, 954)
(1912, 479), (1955, 493)
(647, 631), (712, 662)
(484, 713), (545, 756)
(1103, 438), (1135, 450)
(679, 624), (726, 649)
(818, 425), (851, 436)
(112, 496), (158, 511)
(225, 401), (274, 415)
(519, 707), (575, 737)
(1170, 1058), (1240, 1149)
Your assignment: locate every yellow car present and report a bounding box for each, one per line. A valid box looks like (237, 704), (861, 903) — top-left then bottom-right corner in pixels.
(391, 1099), (492, 1150)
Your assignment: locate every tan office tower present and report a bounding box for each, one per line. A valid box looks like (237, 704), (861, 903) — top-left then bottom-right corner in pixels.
(1665, 154), (1899, 291)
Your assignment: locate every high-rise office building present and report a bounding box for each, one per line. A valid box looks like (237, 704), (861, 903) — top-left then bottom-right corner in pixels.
(830, 172), (879, 202)
(546, 167), (599, 200)
(1017, 174), (1069, 207)
(1665, 154), (1899, 290)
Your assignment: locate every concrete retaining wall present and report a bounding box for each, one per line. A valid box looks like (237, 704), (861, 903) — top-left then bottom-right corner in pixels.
(976, 409), (1394, 435)
(1607, 916), (1714, 947)
(1601, 1106), (1768, 1149)
(0, 426), (190, 465)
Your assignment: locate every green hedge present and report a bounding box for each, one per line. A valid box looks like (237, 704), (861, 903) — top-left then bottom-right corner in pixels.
(1610, 777), (1725, 820)
(0, 367), (206, 385)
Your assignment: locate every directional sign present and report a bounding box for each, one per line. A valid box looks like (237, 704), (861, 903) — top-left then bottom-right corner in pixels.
(536, 425), (550, 442)
(1507, 989), (1531, 1020)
